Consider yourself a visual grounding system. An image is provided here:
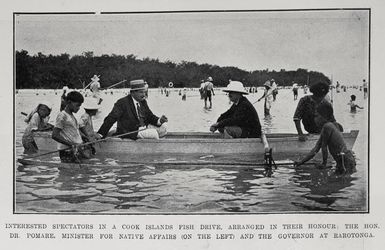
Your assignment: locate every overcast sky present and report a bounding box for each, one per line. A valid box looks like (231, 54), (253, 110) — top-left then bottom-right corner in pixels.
(15, 10), (369, 85)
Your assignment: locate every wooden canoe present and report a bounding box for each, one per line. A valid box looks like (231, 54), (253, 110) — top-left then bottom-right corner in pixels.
(17, 158), (301, 169)
(29, 130), (359, 162)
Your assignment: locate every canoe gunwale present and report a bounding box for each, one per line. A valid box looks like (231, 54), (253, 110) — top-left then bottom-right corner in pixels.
(34, 130), (359, 143)
(29, 130), (359, 157)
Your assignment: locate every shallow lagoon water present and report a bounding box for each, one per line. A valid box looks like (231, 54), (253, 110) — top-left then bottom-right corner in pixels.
(15, 87), (368, 213)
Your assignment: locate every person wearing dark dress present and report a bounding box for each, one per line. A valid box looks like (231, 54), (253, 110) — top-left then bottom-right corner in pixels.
(210, 81), (262, 138)
(293, 81), (337, 141)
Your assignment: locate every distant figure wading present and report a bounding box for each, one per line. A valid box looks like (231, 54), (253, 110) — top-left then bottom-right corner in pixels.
(257, 80), (275, 116)
(271, 79), (278, 101)
(200, 76), (215, 109)
(362, 79), (368, 99)
(292, 81), (299, 100)
(90, 75), (103, 105)
(348, 95), (363, 113)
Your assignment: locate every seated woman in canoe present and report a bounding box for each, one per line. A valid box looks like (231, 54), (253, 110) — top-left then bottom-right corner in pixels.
(294, 102), (356, 175)
(22, 102), (53, 154)
(210, 81), (262, 138)
(293, 81), (338, 141)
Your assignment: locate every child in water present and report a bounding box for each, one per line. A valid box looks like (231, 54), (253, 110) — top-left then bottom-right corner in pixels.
(348, 95), (363, 112)
(294, 103), (356, 174)
(22, 102), (54, 154)
(52, 91), (88, 163)
(79, 98), (101, 156)
(182, 88), (187, 101)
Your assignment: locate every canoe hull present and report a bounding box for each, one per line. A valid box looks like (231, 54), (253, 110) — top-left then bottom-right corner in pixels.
(32, 131), (359, 160)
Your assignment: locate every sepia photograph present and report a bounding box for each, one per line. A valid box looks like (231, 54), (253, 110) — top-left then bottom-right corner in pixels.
(13, 9), (370, 214)
(3, 0), (385, 249)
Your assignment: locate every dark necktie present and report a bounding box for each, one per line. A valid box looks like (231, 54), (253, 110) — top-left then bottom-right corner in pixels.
(136, 102), (145, 127)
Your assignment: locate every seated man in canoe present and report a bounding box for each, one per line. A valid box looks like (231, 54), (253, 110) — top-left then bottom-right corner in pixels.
(294, 102), (356, 175)
(210, 81), (262, 139)
(97, 79), (168, 140)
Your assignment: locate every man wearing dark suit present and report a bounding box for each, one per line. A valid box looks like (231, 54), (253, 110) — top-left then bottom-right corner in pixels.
(98, 79), (168, 140)
(210, 81), (262, 138)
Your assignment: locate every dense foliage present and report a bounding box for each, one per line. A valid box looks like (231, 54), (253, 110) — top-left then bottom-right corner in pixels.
(16, 50), (330, 89)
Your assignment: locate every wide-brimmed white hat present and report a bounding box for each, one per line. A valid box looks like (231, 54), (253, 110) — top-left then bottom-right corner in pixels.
(62, 86), (69, 91)
(222, 81), (248, 95)
(207, 76), (213, 82)
(83, 98), (99, 110)
(130, 79), (148, 91)
(91, 75), (100, 82)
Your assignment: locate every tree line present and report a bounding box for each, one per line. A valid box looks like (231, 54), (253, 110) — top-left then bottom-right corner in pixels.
(16, 50), (331, 89)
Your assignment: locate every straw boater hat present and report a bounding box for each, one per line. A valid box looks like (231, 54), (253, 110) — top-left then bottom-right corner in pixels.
(83, 98), (99, 110)
(222, 81), (248, 95)
(130, 79), (148, 91)
(91, 75), (100, 82)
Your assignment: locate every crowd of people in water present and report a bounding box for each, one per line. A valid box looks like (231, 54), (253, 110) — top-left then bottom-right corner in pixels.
(20, 75), (368, 175)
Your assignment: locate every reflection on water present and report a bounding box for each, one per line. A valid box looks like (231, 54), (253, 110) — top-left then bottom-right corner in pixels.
(16, 162), (364, 213)
(15, 88), (368, 213)
(262, 115), (274, 134)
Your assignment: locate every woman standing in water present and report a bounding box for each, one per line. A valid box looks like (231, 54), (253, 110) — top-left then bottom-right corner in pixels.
(293, 82), (336, 141)
(257, 80), (274, 116)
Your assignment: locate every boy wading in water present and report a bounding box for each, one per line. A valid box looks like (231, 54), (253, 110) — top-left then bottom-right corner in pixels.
(52, 91), (88, 163)
(348, 95), (363, 112)
(79, 98), (101, 157)
(22, 102), (54, 154)
(294, 103), (356, 175)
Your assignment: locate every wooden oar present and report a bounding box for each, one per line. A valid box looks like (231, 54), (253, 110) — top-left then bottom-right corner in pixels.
(83, 81), (93, 90)
(101, 80), (127, 90)
(18, 157), (318, 169)
(117, 160), (301, 166)
(117, 158), (319, 167)
(26, 128), (148, 159)
(261, 133), (269, 152)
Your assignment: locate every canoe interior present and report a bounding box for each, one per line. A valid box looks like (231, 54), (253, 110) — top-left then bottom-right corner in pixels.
(164, 132), (300, 139)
